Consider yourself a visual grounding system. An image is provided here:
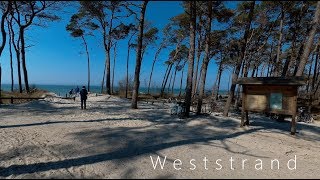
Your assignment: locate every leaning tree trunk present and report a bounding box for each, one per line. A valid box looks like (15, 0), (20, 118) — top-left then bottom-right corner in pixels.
(171, 63), (179, 96)
(147, 57), (157, 94)
(19, 28), (30, 93)
(296, 1), (320, 76)
(147, 45), (163, 94)
(161, 42), (181, 96)
(161, 63), (173, 96)
(223, 1), (255, 117)
(161, 64), (170, 95)
(81, 36), (90, 92)
(131, 1), (148, 109)
(167, 69), (173, 93)
(184, 1), (197, 117)
(196, 1), (212, 115)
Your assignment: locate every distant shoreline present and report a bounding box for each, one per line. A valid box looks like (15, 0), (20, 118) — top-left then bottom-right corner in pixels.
(1, 84), (229, 97)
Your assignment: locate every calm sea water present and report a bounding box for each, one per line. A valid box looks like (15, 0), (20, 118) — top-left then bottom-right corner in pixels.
(1, 84), (228, 97)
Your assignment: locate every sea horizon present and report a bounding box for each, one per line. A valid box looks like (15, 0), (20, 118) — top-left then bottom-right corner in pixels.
(1, 84), (229, 97)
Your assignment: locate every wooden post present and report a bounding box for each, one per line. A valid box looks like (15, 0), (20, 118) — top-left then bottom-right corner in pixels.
(11, 96), (13, 104)
(241, 85), (246, 127)
(245, 111), (249, 125)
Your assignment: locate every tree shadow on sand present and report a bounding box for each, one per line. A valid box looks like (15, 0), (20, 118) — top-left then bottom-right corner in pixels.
(0, 101), (320, 178)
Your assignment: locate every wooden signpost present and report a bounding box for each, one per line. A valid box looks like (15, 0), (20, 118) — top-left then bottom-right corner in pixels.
(236, 77), (306, 135)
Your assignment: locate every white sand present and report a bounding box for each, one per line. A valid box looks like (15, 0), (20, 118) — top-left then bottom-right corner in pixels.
(0, 94), (319, 179)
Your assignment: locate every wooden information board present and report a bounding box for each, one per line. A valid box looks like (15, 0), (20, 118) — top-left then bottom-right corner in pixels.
(236, 77), (306, 135)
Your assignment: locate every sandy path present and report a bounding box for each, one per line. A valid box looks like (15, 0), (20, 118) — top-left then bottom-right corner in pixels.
(0, 94), (319, 178)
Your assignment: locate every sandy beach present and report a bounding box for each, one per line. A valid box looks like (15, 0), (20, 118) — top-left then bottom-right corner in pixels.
(0, 94), (319, 179)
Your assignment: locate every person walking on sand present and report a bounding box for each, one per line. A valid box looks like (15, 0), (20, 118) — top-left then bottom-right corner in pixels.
(80, 86), (88, 109)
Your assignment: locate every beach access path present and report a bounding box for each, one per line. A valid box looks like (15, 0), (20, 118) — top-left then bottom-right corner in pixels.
(0, 94), (319, 178)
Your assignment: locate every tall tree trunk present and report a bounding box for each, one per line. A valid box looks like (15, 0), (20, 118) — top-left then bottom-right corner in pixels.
(266, 41), (274, 77)
(9, 14), (22, 93)
(196, 1), (212, 115)
(282, 35), (296, 77)
(184, 1), (197, 117)
(13, 36), (22, 93)
(101, 60), (106, 93)
(105, 51), (111, 95)
(242, 59), (249, 78)
(293, 43), (305, 75)
(81, 36), (90, 92)
(104, 11), (115, 95)
(195, 67), (202, 95)
(212, 43), (223, 98)
(192, 25), (202, 97)
(306, 56), (314, 93)
(223, 1), (255, 117)
(179, 66), (185, 97)
(286, 46), (298, 76)
(296, 1), (320, 76)
(19, 28), (30, 93)
(125, 33), (135, 98)
(8, 19), (14, 92)
(251, 65), (256, 77)
(312, 46), (319, 91)
(0, 1), (11, 98)
(112, 42), (117, 94)
(0, 1), (10, 56)
(275, 7), (285, 77)
(215, 68), (223, 100)
(131, 1), (148, 109)
(126, 45), (130, 97)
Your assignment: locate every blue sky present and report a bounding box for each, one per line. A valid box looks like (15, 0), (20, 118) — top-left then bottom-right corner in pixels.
(1, 1), (239, 90)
